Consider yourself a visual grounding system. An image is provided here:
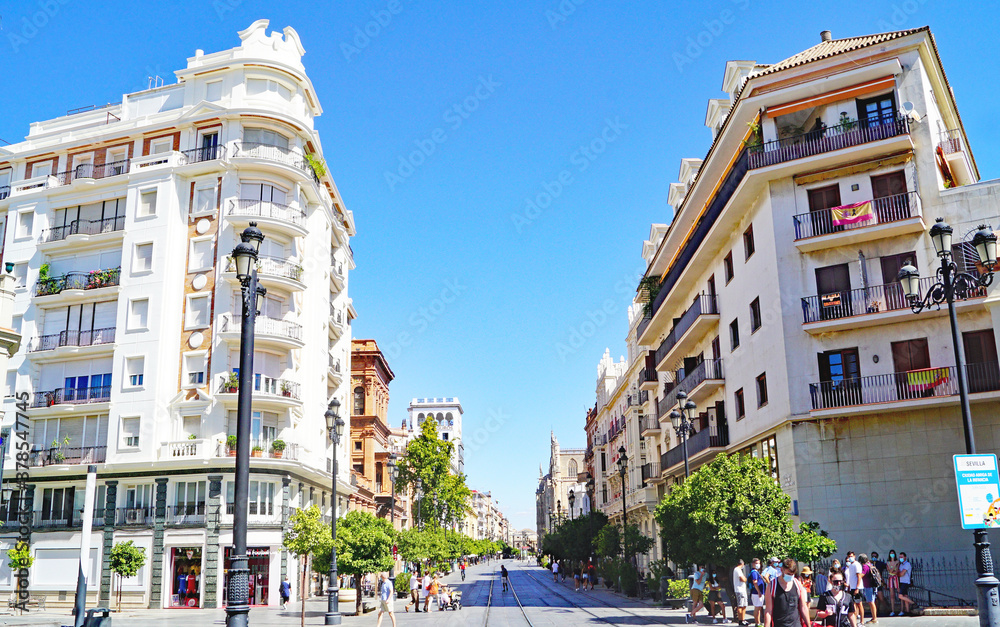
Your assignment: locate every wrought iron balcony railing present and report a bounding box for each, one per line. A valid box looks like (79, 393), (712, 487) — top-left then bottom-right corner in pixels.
(40, 216), (125, 244)
(34, 267), (121, 296)
(801, 276), (985, 324)
(747, 116), (909, 169)
(28, 327), (115, 352)
(32, 386), (111, 408)
(809, 363), (1000, 410)
(229, 198), (306, 227)
(793, 192), (921, 240)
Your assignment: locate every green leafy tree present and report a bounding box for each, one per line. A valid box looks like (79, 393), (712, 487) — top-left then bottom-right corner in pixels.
(596, 524), (621, 559)
(108, 540), (147, 611)
(6, 542), (33, 570)
(395, 416), (471, 528)
(333, 510), (395, 615)
(788, 521), (837, 564)
(284, 505), (331, 627)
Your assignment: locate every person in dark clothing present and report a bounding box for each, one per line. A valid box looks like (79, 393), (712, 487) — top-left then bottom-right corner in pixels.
(501, 565), (509, 592)
(280, 577), (291, 609)
(764, 558), (810, 627)
(815, 569), (857, 627)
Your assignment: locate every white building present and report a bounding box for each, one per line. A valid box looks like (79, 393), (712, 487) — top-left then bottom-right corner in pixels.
(0, 21), (355, 609)
(407, 397), (464, 474)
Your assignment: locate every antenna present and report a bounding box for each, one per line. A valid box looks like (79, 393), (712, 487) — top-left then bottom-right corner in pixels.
(147, 75), (163, 90)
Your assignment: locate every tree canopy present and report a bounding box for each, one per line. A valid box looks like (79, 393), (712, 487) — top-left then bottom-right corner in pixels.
(395, 416), (471, 528)
(540, 511), (608, 561)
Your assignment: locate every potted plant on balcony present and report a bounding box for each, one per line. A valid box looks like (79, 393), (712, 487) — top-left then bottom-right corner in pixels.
(224, 372), (239, 393)
(280, 381), (293, 397)
(271, 439), (286, 458)
(743, 121), (763, 149)
(86, 267), (119, 290)
(188, 433), (198, 440)
(839, 111), (857, 132)
(305, 153), (327, 177)
(51, 435), (70, 463)
(251, 445), (264, 458)
(227, 434), (238, 456)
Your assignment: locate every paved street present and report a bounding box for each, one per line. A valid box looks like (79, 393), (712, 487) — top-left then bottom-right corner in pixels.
(0, 561), (983, 626)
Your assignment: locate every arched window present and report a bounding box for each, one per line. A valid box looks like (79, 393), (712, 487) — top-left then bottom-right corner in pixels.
(437, 412), (444, 422)
(446, 412), (454, 426)
(568, 460), (578, 477)
(418, 413), (425, 421)
(353, 386), (365, 416)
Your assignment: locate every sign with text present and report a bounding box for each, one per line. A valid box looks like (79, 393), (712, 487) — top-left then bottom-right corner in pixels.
(954, 454), (1000, 529)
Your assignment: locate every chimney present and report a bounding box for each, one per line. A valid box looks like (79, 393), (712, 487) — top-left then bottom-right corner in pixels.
(821, 30), (832, 42)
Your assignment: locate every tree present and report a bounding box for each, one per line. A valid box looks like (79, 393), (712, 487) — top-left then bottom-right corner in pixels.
(284, 505), (331, 627)
(395, 416), (471, 528)
(6, 542), (32, 611)
(595, 524), (621, 559)
(788, 521), (837, 564)
(108, 540), (146, 611)
(333, 510), (395, 615)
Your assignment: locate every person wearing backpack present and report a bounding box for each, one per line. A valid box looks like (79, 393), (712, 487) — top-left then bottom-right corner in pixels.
(815, 568), (856, 627)
(858, 554), (879, 624)
(763, 558), (809, 627)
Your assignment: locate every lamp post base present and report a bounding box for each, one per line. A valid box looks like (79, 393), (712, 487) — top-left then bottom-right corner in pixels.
(975, 529), (1000, 627)
(325, 582), (342, 625)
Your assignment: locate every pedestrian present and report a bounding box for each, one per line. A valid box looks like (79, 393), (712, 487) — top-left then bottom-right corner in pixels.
(707, 567), (728, 624)
(561, 560), (567, 582)
(885, 550), (900, 616)
(552, 559), (559, 582)
(859, 554), (878, 624)
(897, 552), (913, 615)
(421, 571), (433, 612)
(763, 558), (810, 627)
(501, 565), (509, 592)
(829, 559), (842, 577)
(279, 576), (290, 609)
(460, 560), (466, 581)
(763, 557), (782, 583)
(428, 573), (442, 611)
(798, 566), (813, 596)
(405, 569), (421, 612)
(574, 564), (581, 591)
(687, 566), (707, 624)
(815, 568), (855, 627)
(750, 558), (766, 627)
(376, 573), (397, 627)
(845, 552), (865, 623)
(588, 561), (597, 590)
(581, 561), (590, 590)
(733, 559), (749, 626)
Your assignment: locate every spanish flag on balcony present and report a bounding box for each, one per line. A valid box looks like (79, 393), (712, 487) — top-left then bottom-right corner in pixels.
(906, 367), (950, 391)
(831, 201), (875, 226)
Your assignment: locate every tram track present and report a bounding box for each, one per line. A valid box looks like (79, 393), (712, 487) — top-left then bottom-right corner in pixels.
(483, 562), (534, 626)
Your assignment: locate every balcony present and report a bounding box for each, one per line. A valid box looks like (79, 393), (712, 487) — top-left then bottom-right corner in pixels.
(219, 314), (304, 349)
(661, 425), (729, 474)
(28, 445), (107, 467)
(652, 295), (719, 371)
(39, 216), (125, 247)
(224, 503), (283, 527)
(639, 365), (658, 392)
(159, 438), (214, 460)
(166, 504), (206, 525)
(329, 355), (343, 384)
(801, 276), (986, 333)
(792, 192), (924, 252)
(808, 363), (1000, 416)
(34, 267), (121, 299)
(329, 306), (345, 339)
(938, 129), (975, 187)
(331, 261), (345, 291)
(216, 374), (301, 409)
(224, 255), (304, 291)
(32, 385), (111, 408)
(179, 145), (226, 165)
(231, 141), (320, 184)
(28, 327), (115, 355)
(227, 199), (307, 237)
(656, 394), (673, 421)
(748, 116), (909, 169)
(639, 415), (661, 438)
(664, 359), (725, 410)
(641, 462), (664, 485)
(53, 159), (130, 186)
(115, 507), (155, 527)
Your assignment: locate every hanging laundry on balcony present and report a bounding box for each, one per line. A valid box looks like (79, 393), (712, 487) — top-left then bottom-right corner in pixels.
(831, 201), (875, 226)
(906, 367), (950, 392)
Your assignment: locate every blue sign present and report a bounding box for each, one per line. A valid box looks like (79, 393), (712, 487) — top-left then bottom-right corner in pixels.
(954, 454), (1000, 529)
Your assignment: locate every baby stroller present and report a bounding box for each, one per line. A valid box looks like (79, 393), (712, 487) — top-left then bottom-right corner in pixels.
(447, 589), (463, 610)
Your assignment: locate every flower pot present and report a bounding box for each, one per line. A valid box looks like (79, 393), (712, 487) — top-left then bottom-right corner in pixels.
(228, 449), (237, 457)
(272, 450), (283, 458)
(251, 450), (263, 458)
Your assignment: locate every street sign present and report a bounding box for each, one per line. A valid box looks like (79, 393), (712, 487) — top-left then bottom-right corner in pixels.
(954, 454), (1000, 529)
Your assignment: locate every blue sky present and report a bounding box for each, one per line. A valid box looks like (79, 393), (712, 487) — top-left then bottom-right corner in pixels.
(2, 1), (999, 531)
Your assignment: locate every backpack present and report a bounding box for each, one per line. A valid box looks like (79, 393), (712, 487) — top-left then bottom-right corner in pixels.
(866, 564), (883, 588)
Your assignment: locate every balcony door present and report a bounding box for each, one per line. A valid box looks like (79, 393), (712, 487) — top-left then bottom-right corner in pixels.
(858, 93), (896, 128)
(963, 329), (1000, 393)
(880, 252), (916, 312)
(871, 171), (908, 222)
(807, 184), (842, 237)
(817, 348), (860, 407)
(891, 338), (932, 399)
(41, 487), (74, 524)
(816, 263), (852, 320)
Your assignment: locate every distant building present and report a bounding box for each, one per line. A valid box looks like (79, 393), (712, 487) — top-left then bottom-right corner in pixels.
(535, 431), (587, 544)
(407, 397), (463, 474)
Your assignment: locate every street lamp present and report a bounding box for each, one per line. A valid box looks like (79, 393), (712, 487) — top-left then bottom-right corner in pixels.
(325, 400), (345, 626)
(226, 224), (265, 627)
(568, 490), (575, 521)
(387, 454), (398, 587)
(617, 445), (630, 591)
(899, 218), (999, 623)
(547, 508), (553, 533)
(586, 476), (595, 517)
(669, 390), (698, 478)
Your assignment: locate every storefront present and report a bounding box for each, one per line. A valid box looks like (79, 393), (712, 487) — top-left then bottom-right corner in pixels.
(222, 546), (270, 606)
(170, 547), (203, 608)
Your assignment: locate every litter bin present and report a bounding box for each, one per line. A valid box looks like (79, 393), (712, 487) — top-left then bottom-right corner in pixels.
(83, 607), (111, 627)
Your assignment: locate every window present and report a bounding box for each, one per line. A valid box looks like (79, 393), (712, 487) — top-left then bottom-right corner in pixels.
(150, 138), (172, 155)
(193, 186), (216, 214)
(724, 251), (734, 283)
(186, 294), (211, 329)
(246, 79), (292, 101)
(729, 319), (740, 351)
(16, 211), (33, 239)
(133, 242), (153, 273)
(189, 238), (214, 272)
(11, 315), (22, 334)
(33, 162), (52, 178)
(750, 297), (762, 332)
(138, 190), (157, 217)
(184, 353), (206, 386)
(353, 386), (365, 415)
(128, 298), (149, 330)
(11, 263), (26, 288)
(205, 80), (223, 101)
(125, 357), (144, 388)
(756, 372), (768, 407)
(354, 441), (362, 451)
(182, 415), (201, 439)
(121, 417), (140, 448)
(743, 224), (755, 260)
(243, 128), (289, 149)
(735, 388), (745, 420)
(174, 481), (206, 511)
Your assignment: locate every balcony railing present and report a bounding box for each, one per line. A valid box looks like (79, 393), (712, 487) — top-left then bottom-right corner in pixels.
(115, 507), (155, 526)
(54, 159), (130, 185)
(180, 145), (226, 164)
(40, 216), (125, 244)
(167, 503), (206, 524)
(225, 255), (304, 282)
(27, 445), (107, 466)
(229, 198), (306, 227)
(28, 327), (115, 352)
(330, 355), (342, 373)
(939, 128), (963, 155)
(35, 267), (121, 297)
(793, 192), (921, 240)
(653, 295), (719, 366)
(0, 186), (9, 200)
(221, 314), (303, 342)
(801, 276), (985, 324)
(231, 141), (320, 183)
(656, 394), (673, 419)
(747, 116), (909, 169)
(32, 386), (111, 408)
(641, 462), (661, 482)
(671, 358), (725, 400)
(809, 363), (1000, 410)
(217, 374), (301, 401)
(661, 424), (729, 471)
(640, 367), (657, 385)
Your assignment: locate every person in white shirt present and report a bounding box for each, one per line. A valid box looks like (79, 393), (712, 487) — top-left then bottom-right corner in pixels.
(898, 552), (913, 615)
(405, 571), (421, 613)
(552, 560), (559, 582)
(845, 551), (866, 623)
(732, 559), (748, 625)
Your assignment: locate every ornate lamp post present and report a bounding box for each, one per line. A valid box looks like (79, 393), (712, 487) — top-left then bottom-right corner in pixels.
(668, 390), (698, 478)
(616, 445), (631, 592)
(387, 454), (398, 587)
(325, 400), (346, 626)
(547, 508), (553, 533)
(226, 224), (265, 627)
(568, 490), (575, 521)
(586, 476), (595, 517)
(898, 218), (999, 626)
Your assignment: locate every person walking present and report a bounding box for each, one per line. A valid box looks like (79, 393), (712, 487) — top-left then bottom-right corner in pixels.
(279, 576), (290, 609)
(501, 565), (509, 592)
(885, 551), (900, 616)
(460, 560), (466, 581)
(733, 559), (749, 626)
(405, 570), (421, 612)
(574, 564), (581, 592)
(421, 571), (433, 612)
(845, 552), (865, 623)
(897, 553), (913, 615)
(708, 568), (728, 624)
(588, 561), (597, 590)
(376, 573), (397, 627)
(750, 558), (767, 627)
(763, 558), (810, 627)
(763, 558), (782, 584)
(552, 560), (559, 582)
(815, 568), (856, 627)
(859, 554), (878, 624)
(687, 566), (707, 624)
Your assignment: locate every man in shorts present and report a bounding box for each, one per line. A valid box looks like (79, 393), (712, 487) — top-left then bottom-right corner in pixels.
(750, 558), (766, 627)
(898, 552), (913, 615)
(376, 573), (397, 627)
(687, 566), (707, 624)
(733, 559), (749, 625)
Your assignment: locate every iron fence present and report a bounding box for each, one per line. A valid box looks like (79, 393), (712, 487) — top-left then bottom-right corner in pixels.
(747, 116), (909, 169)
(28, 327), (116, 352)
(793, 192), (921, 240)
(40, 215), (125, 243)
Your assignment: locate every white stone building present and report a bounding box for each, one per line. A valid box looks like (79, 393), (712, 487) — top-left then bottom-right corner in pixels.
(407, 397), (464, 474)
(0, 21), (355, 609)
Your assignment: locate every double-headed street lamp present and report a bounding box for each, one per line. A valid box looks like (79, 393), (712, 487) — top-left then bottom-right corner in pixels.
(568, 490), (575, 521)
(325, 400), (346, 626)
(898, 218), (999, 625)
(668, 390), (698, 478)
(226, 224), (266, 627)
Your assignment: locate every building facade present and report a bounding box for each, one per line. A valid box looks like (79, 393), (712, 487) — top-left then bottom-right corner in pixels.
(535, 431), (586, 544)
(0, 21), (355, 609)
(406, 397), (464, 474)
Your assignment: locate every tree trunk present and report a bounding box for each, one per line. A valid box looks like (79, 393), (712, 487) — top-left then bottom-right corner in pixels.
(355, 574), (362, 616)
(117, 574), (122, 612)
(300, 556), (307, 627)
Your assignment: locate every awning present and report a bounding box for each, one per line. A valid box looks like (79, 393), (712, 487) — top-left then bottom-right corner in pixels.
(794, 150), (912, 185)
(766, 76), (897, 118)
